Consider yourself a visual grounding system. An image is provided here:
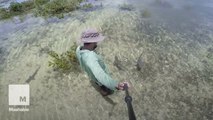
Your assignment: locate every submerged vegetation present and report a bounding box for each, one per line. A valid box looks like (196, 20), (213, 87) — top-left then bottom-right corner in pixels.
(81, 3), (94, 10)
(119, 3), (134, 11)
(0, 0), (84, 20)
(34, 0), (49, 6)
(35, 0), (83, 17)
(0, 1), (34, 19)
(48, 43), (79, 72)
(142, 9), (151, 18)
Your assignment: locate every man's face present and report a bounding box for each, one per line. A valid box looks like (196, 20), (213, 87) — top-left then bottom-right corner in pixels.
(92, 43), (97, 50)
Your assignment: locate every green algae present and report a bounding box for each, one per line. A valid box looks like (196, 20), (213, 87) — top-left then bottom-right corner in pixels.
(0, 1), (34, 19)
(81, 3), (93, 10)
(0, 0), (83, 20)
(48, 43), (79, 72)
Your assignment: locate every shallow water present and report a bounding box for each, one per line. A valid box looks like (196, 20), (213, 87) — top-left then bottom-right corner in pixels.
(0, 0), (27, 8)
(0, 0), (213, 120)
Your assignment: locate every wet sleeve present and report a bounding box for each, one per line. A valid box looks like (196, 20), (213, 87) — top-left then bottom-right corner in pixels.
(84, 53), (119, 91)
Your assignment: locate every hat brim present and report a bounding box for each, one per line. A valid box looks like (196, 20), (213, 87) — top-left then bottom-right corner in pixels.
(81, 35), (105, 43)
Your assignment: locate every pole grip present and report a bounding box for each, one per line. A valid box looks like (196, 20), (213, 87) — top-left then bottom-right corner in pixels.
(124, 84), (136, 120)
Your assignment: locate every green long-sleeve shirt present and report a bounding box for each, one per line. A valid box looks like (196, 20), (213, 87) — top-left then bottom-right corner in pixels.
(76, 46), (118, 91)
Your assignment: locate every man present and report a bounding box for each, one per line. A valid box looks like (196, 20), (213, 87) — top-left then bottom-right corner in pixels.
(76, 29), (129, 96)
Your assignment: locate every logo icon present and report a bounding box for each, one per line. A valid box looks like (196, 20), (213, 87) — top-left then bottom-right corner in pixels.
(8, 84), (30, 111)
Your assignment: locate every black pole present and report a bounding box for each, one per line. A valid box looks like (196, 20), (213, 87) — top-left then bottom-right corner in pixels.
(124, 84), (136, 120)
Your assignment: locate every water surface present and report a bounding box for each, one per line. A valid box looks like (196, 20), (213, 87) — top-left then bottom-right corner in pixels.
(0, 0), (212, 120)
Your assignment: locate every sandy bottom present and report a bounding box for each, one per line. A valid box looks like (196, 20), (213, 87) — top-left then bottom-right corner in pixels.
(0, 0), (213, 120)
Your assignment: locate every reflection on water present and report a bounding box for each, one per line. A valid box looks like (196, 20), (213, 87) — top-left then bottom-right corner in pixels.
(0, 0), (213, 120)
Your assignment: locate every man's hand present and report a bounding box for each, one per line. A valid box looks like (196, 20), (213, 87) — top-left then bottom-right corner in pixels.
(116, 82), (130, 90)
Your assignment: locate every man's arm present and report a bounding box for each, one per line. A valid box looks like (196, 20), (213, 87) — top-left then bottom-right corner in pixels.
(84, 52), (119, 91)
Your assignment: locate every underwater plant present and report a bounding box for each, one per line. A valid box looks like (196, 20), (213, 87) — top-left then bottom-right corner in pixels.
(48, 43), (79, 72)
(22, 1), (35, 11)
(142, 9), (151, 18)
(0, 0), (83, 20)
(34, 0), (50, 7)
(81, 3), (93, 10)
(35, 0), (82, 17)
(0, 8), (11, 19)
(56, 13), (64, 19)
(9, 1), (35, 13)
(207, 47), (213, 59)
(9, 2), (24, 12)
(119, 3), (134, 11)
(0, 1), (34, 20)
